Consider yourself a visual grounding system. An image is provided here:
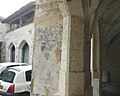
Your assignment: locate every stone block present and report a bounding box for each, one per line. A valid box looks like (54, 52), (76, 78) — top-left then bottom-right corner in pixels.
(71, 15), (84, 27)
(61, 49), (69, 61)
(69, 72), (84, 85)
(69, 84), (84, 96)
(70, 38), (84, 49)
(68, 0), (82, 10)
(70, 8), (84, 16)
(71, 26), (84, 39)
(69, 60), (84, 72)
(59, 71), (69, 94)
(61, 60), (68, 72)
(69, 49), (83, 61)
(93, 78), (99, 96)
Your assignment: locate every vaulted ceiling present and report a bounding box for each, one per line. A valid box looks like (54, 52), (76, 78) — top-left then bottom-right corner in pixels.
(98, 0), (120, 54)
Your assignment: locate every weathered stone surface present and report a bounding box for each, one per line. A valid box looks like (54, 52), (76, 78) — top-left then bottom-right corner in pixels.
(5, 23), (34, 64)
(0, 22), (9, 42)
(33, 0), (92, 96)
(0, 42), (6, 62)
(32, 0), (63, 96)
(0, 21), (10, 62)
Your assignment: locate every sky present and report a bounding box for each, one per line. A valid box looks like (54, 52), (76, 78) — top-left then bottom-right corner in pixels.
(0, 0), (35, 18)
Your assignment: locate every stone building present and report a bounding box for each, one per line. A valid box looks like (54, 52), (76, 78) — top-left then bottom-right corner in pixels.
(0, 17), (9, 62)
(0, 0), (120, 96)
(31, 0), (120, 96)
(1, 2), (35, 64)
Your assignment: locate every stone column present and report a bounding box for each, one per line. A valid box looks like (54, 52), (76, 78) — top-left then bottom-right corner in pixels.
(89, 1), (100, 96)
(33, 0), (92, 96)
(6, 45), (10, 62)
(0, 42), (2, 62)
(55, 0), (92, 96)
(15, 47), (19, 62)
(32, 0), (63, 96)
(93, 23), (100, 96)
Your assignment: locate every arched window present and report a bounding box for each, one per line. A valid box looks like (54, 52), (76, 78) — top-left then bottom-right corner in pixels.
(22, 43), (29, 63)
(19, 40), (29, 63)
(9, 43), (15, 62)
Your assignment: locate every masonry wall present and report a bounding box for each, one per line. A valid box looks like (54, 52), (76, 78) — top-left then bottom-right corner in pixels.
(32, 0), (94, 96)
(0, 42), (6, 62)
(32, 0), (63, 95)
(0, 21), (9, 62)
(0, 21), (9, 42)
(5, 23), (34, 64)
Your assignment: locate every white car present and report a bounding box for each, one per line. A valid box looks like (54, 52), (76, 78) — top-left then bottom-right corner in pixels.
(0, 62), (27, 73)
(0, 65), (32, 96)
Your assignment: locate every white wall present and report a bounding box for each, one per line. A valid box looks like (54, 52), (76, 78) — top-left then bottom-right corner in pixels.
(0, 21), (9, 42)
(5, 23), (34, 64)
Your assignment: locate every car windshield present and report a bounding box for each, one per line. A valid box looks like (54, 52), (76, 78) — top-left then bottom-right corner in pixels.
(0, 70), (15, 83)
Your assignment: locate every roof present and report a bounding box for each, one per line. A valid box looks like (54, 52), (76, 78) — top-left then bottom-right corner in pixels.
(0, 16), (4, 21)
(8, 65), (32, 72)
(2, 1), (35, 24)
(0, 62), (27, 67)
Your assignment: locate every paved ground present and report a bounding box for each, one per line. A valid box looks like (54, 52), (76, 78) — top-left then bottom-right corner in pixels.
(102, 82), (120, 96)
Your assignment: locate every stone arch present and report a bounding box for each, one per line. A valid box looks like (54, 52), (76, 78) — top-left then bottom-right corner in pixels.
(92, 0), (120, 96)
(19, 40), (29, 63)
(56, 0), (93, 96)
(8, 43), (15, 62)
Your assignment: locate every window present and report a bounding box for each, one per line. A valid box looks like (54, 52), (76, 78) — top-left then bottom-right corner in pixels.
(11, 45), (15, 62)
(102, 71), (110, 83)
(25, 70), (32, 81)
(22, 43), (29, 63)
(0, 70), (15, 83)
(7, 65), (20, 68)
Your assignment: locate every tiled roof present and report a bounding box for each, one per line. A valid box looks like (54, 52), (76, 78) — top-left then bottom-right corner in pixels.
(2, 1), (35, 23)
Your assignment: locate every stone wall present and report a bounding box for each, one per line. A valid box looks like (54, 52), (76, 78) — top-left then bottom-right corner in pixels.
(32, 0), (93, 96)
(0, 22), (9, 42)
(5, 23), (34, 64)
(32, 0), (63, 95)
(0, 42), (6, 62)
(0, 21), (9, 62)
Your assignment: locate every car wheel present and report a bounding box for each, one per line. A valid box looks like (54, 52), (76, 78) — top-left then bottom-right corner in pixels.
(19, 92), (30, 96)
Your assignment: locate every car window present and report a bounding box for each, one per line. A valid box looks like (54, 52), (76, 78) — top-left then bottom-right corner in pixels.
(0, 70), (15, 83)
(0, 70), (7, 78)
(7, 65), (20, 68)
(25, 70), (31, 81)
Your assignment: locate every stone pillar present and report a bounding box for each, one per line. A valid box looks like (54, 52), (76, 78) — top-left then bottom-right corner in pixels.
(93, 23), (100, 96)
(54, 15), (70, 96)
(6, 46), (10, 62)
(32, 0), (63, 96)
(29, 47), (33, 65)
(0, 42), (2, 62)
(89, 1), (100, 96)
(55, 0), (92, 96)
(33, 0), (92, 96)
(68, 15), (86, 96)
(0, 42), (6, 62)
(15, 47), (19, 62)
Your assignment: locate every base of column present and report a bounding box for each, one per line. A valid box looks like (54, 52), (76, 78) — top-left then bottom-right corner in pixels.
(93, 78), (99, 96)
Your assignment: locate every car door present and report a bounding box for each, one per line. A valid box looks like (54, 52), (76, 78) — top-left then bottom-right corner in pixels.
(24, 70), (31, 92)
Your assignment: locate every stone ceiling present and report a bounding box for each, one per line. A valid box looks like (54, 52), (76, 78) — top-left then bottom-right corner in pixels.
(91, 0), (120, 55)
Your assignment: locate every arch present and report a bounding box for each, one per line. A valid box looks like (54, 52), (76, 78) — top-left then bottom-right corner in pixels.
(56, 0), (92, 96)
(93, 0), (120, 96)
(19, 40), (29, 63)
(8, 43), (15, 62)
